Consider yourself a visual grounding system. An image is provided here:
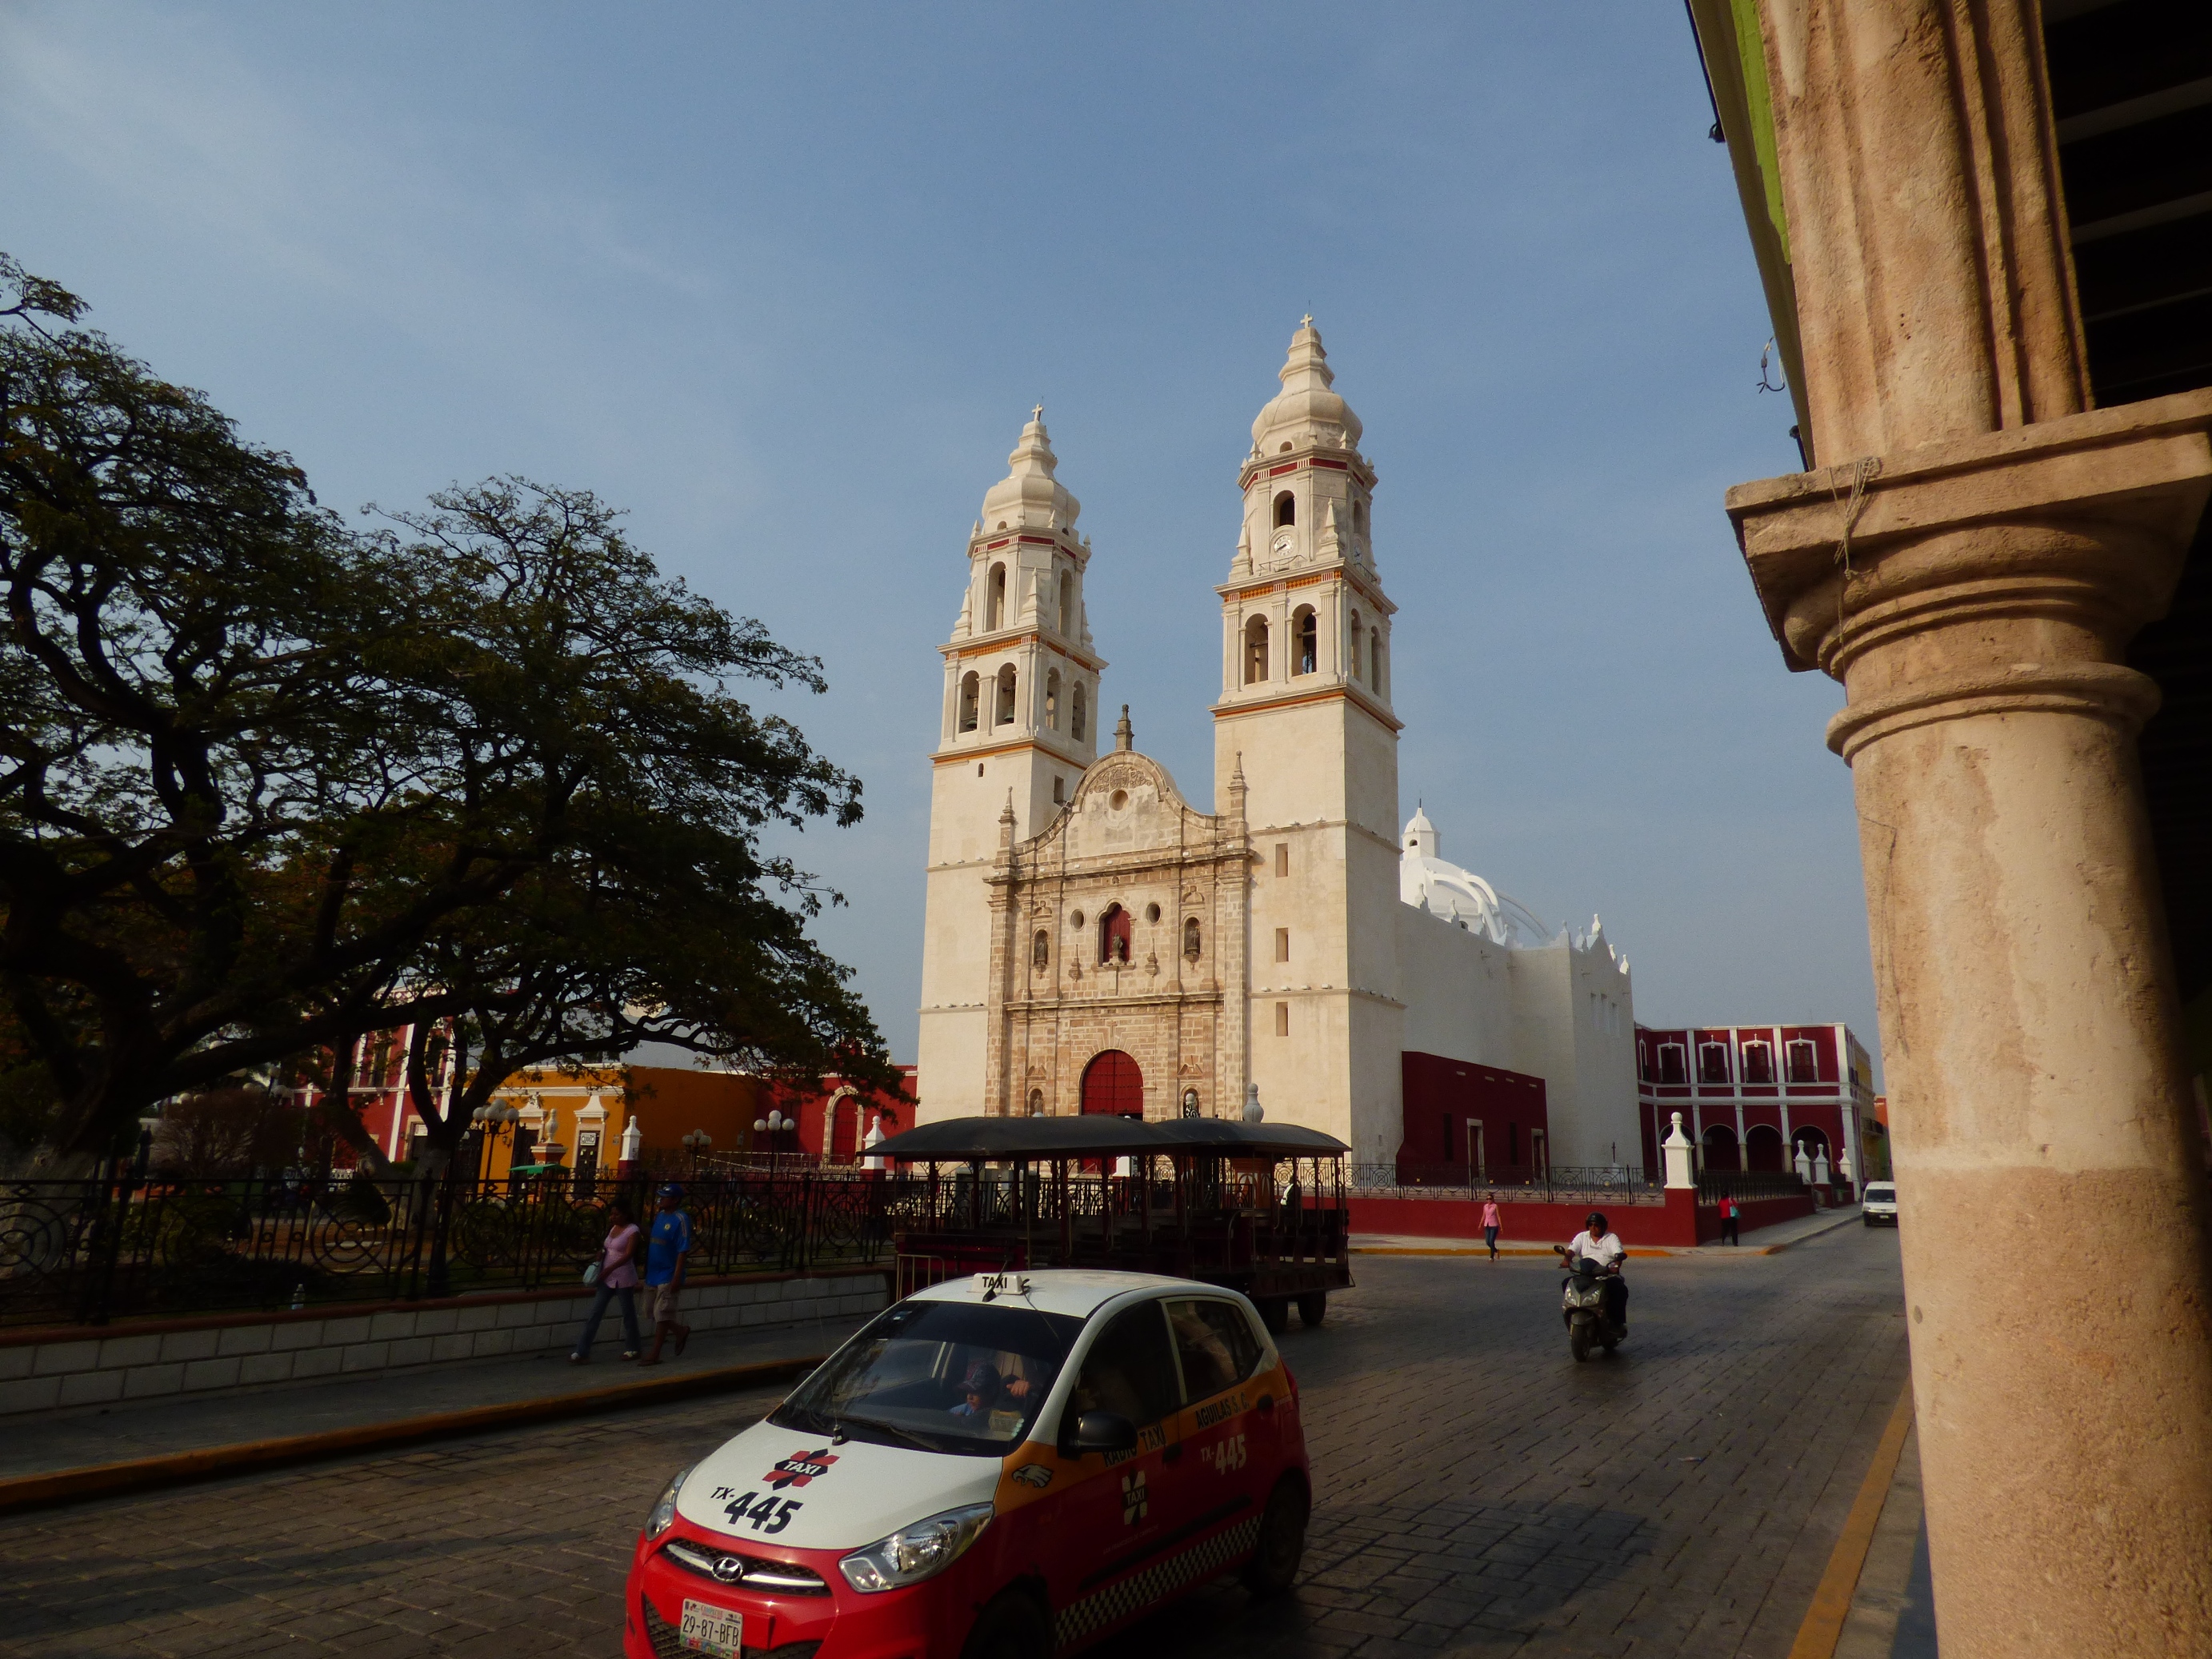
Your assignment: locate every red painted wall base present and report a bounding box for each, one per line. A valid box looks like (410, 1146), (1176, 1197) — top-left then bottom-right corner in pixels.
(1349, 1187), (1817, 1248)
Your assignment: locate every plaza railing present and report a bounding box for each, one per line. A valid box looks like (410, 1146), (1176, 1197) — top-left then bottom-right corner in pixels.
(1350, 1162), (1668, 1205)
(0, 1161), (901, 1330)
(1695, 1169), (1814, 1200)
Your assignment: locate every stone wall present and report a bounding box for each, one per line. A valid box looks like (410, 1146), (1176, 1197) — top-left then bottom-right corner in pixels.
(0, 1266), (889, 1418)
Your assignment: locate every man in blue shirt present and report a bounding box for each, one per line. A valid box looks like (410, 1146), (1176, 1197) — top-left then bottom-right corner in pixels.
(638, 1182), (692, 1365)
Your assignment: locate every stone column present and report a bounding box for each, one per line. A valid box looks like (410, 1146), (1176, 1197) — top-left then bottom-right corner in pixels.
(1662, 1113), (1696, 1189)
(1732, 3), (2212, 1649)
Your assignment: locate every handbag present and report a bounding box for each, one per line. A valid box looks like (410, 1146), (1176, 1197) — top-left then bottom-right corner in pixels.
(582, 1261), (602, 1285)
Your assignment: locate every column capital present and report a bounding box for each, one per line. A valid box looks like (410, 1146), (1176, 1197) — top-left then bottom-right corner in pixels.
(1727, 390), (2212, 755)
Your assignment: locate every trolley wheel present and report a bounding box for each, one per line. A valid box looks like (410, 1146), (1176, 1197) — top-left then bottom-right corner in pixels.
(1297, 1292), (1327, 1328)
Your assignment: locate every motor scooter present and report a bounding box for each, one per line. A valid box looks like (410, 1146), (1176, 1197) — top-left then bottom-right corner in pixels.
(1554, 1246), (1626, 1361)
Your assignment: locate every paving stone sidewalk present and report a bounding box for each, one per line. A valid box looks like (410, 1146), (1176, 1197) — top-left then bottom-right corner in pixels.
(1836, 1425), (1938, 1659)
(2, 1309), (867, 1482)
(0, 1229), (1909, 1659)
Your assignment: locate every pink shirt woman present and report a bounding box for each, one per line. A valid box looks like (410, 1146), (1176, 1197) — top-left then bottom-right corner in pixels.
(572, 1205), (646, 1363)
(600, 1221), (642, 1289)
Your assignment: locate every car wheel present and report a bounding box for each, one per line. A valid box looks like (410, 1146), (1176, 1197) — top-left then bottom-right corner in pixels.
(1297, 1292), (1326, 1328)
(1863, 1217), (1874, 1227)
(962, 1589), (1050, 1659)
(1258, 1297), (1291, 1335)
(1240, 1473), (1310, 1598)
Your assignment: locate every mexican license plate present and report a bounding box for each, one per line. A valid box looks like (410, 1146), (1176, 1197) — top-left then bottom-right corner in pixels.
(679, 1599), (743, 1657)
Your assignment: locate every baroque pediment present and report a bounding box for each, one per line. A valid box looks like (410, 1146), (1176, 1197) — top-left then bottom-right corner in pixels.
(1018, 746), (1219, 864)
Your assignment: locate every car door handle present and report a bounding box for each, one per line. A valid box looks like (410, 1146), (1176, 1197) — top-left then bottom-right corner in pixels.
(1163, 1441), (1182, 1465)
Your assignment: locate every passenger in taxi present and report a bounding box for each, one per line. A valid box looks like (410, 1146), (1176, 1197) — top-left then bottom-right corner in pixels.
(1168, 1302), (1241, 1398)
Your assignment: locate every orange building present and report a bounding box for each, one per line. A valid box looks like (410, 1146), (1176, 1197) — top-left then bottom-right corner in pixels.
(474, 1063), (916, 1180)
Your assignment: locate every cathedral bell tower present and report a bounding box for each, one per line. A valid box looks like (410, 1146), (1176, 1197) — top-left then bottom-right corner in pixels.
(1214, 322), (1403, 1156)
(917, 411), (1105, 1117)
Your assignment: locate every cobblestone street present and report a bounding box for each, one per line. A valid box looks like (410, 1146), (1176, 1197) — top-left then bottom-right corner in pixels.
(0, 1227), (1906, 1659)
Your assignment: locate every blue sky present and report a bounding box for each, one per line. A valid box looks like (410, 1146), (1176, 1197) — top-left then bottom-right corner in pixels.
(1, 2), (1878, 1073)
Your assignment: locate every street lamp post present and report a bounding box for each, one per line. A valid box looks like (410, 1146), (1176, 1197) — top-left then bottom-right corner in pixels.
(679, 1129), (713, 1177)
(470, 1101), (524, 1181)
(752, 1110), (794, 1174)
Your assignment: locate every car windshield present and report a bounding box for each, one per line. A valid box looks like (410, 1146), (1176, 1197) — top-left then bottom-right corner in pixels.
(1866, 1185), (1895, 1199)
(770, 1299), (1085, 1456)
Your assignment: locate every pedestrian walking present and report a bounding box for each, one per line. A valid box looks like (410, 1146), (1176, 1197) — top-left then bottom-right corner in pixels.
(1481, 1197), (1502, 1261)
(638, 1182), (693, 1365)
(1720, 1193), (1741, 1246)
(570, 1200), (643, 1362)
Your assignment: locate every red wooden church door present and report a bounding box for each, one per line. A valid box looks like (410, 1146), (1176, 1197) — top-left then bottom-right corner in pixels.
(1081, 1049), (1144, 1117)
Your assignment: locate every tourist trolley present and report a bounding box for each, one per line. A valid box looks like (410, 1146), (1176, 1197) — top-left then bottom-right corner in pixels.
(868, 1115), (1354, 1331)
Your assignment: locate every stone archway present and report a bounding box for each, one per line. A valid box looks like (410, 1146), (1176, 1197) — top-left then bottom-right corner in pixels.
(1745, 1124), (1786, 1173)
(826, 1089), (861, 1163)
(1701, 1123), (1740, 1173)
(1080, 1050), (1143, 1117)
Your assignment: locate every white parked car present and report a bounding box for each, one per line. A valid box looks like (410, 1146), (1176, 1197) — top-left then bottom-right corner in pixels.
(1862, 1181), (1898, 1227)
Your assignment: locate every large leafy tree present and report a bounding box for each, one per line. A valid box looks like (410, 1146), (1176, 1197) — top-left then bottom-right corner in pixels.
(0, 258), (882, 1166)
(378, 479), (892, 1173)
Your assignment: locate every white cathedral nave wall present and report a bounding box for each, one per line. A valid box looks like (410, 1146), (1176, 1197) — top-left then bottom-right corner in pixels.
(914, 323), (1639, 1175)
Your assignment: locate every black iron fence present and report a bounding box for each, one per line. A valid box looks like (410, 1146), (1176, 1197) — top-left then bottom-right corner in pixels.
(1354, 1163), (1666, 1204)
(1696, 1169), (1814, 1200)
(0, 1161), (898, 1330)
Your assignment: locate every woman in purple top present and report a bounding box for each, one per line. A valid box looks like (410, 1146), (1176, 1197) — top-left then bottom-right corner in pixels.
(570, 1200), (644, 1361)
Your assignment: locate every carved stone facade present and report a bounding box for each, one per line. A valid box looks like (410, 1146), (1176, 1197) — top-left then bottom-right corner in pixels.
(979, 739), (1251, 1122)
(918, 327), (1641, 1166)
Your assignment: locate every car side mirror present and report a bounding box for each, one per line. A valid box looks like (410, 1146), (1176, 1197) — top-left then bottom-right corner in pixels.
(1062, 1411), (1137, 1456)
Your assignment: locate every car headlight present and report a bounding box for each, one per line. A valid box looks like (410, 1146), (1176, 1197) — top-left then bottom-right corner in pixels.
(645, 1465), (694, 1541)
(837, 1502), (994, 1593)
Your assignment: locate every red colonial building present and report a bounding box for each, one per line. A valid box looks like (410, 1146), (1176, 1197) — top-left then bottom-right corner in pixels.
(1634, 1022), (1874, 1191)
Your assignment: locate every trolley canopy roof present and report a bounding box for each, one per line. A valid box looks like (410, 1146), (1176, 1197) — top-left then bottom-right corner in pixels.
(869, 1115), (1348, 1161)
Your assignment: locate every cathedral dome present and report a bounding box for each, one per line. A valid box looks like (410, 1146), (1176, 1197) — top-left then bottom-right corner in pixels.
(979, 411), (1081, 533)
(1399, 807), (1553, 949)
(1251, 318), (1363, 456)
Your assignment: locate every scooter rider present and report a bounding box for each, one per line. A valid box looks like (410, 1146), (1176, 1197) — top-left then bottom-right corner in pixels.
(1561, 1211), (1627, 1331)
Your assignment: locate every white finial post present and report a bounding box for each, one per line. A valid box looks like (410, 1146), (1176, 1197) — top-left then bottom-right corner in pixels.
(1662, 1112), (1696, 1189)
(1242, 1082), (1264, 1123)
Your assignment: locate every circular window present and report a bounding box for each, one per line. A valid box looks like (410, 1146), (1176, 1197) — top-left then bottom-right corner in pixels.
(1110, 789), (1129, 810)
(1070, 910), (1085, 928)
(1144, 903), (1161, 922)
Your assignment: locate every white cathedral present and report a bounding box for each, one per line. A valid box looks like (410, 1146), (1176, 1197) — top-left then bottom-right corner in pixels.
(914, 322), (1639, 1175)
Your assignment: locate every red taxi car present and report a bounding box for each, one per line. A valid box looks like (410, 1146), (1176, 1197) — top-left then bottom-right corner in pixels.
(625, 1269), (1310, 1659)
